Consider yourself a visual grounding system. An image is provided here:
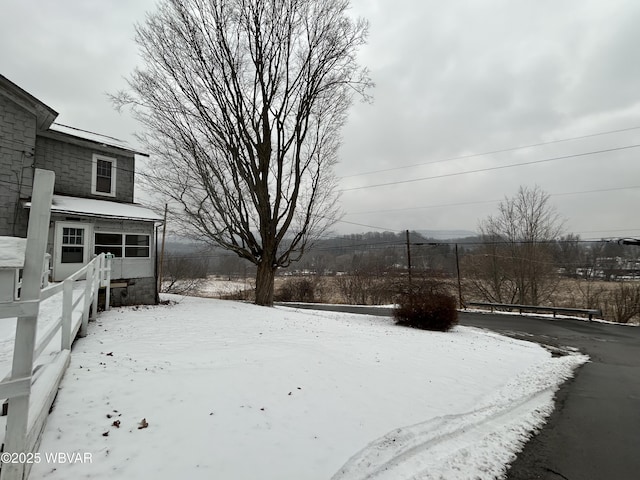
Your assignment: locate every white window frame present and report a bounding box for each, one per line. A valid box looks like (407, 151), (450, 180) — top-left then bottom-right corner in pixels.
(94, 232), (151, 259)
(53, 221), (93, 281)
(91, 154), (117, 197)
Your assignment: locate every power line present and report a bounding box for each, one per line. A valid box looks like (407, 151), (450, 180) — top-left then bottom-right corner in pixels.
(5, 134), (640, 206)
(4, 138), (638, 239)
(0, 178), (21, 188)
(5, 117), (639, 182)
(0, 145), (34, 156)
(339, 125), (640, 178)
(346, 199), (500, 216)
(573, 228), (640, 235)
(0, 138), (35, 151)
(344, 185), (640, 216)
(551, 185), (640, 198)
(339, 144), (640, 192)
(335, 218), (404, 232)
(3, 171), (637, 239)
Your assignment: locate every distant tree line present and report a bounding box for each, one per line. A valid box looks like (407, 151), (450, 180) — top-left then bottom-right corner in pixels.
(160, 186), (639, 322)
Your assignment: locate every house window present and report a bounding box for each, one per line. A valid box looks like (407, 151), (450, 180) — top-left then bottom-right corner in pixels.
(95, 233), (150, 258)
(94, 233), (123, 257)
(91, 154), (117, 197)
(61, 227), (84, 263)
(125, 235), (150, 258)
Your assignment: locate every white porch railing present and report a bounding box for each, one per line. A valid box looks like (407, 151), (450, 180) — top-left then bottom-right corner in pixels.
(0, 169), (112, 480)
(12, 254), (50, 303)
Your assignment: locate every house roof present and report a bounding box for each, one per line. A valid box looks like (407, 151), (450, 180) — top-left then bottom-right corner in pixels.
(0, 73), (58, 131)
(24, 195), (163, 222)
(45, 123), (149, 157)
(0, 74), (147, 157)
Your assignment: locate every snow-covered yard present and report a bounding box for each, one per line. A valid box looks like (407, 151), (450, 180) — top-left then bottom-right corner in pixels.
(195, 276), (251, 297)
(29, 295), (587, 480)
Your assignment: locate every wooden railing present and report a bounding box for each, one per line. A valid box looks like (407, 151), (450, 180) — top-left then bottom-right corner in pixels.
(0, 169), (112, 480)
(13, 254), (50, 302)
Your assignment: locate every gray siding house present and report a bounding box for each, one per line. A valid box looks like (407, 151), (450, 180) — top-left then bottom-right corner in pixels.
(0, 73), (161, 306)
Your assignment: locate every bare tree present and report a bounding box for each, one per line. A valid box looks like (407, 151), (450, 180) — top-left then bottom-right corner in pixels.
(161, 254), (209, 294)
(465, 185), (564, 305)
(114, 0), (371, 305)
(552, 233), (584, 277)
(603, 282), (640, 323)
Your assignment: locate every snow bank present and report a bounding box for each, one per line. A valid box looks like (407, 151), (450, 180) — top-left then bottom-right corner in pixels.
(0, 236), (26, 268)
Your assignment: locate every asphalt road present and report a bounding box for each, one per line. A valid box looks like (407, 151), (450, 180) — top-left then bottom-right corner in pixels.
(280, 303), (640, 480)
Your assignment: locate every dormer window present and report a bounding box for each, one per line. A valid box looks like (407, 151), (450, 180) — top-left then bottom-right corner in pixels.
(91, 154), (117, 197)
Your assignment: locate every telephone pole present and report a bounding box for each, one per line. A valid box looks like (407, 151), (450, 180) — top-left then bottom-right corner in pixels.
(455, 243), (463, 308)
(406, 229), (412, 286)
(158, 204), (168, 294)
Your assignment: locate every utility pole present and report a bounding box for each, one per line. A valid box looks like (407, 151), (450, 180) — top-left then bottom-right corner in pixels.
(406, 229), (412, 286)
(158, 204), (168, 294)
(455, 243), (464, 308)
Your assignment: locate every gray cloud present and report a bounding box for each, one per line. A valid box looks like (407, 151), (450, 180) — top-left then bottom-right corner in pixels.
(1, 0), (638, 239)
(338, 0), (640, 237)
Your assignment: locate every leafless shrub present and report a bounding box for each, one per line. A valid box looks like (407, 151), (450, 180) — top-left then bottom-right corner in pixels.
(573, 279), (607, 310)
(161, 255), (208, 294)
(275, 277), (320, 303)
(601, 282), (640, 324)
(334, 272), (371, 304)
(393, 278), (458, 331)
(333, 271), (395, 305)
(219, 289), (255, 302)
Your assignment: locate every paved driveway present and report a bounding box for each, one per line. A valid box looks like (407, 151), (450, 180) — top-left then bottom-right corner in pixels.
(280, 303), (640, 480)
(463, 312), (640, 480)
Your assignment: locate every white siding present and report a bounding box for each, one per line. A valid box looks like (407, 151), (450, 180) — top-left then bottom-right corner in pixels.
(48, 215), (156, 280)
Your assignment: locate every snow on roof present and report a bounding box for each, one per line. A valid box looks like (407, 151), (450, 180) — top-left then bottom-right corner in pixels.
(25, 195), (163, 222)
(0, 236), (26, 268)
(48, 124), (148, 156)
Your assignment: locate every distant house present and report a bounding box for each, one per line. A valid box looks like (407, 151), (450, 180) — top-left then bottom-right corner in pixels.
(0, 73), (162, 306)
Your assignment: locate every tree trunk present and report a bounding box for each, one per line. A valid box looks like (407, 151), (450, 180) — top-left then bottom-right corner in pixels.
(255, 259), (276, 306)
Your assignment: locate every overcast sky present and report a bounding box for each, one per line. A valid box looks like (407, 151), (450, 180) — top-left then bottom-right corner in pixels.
(2, 0), (639, 240)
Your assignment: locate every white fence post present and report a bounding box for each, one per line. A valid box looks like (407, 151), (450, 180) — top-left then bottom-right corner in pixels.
(2, 169), (54, 480)
(79, 262), (94, 338)
(91, 255), (101, 321)
(61, 278), (73, 350)
(105, 254), (112, 311)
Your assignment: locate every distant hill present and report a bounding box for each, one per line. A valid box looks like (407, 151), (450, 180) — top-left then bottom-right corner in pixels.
(414, 229), (477, 240)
